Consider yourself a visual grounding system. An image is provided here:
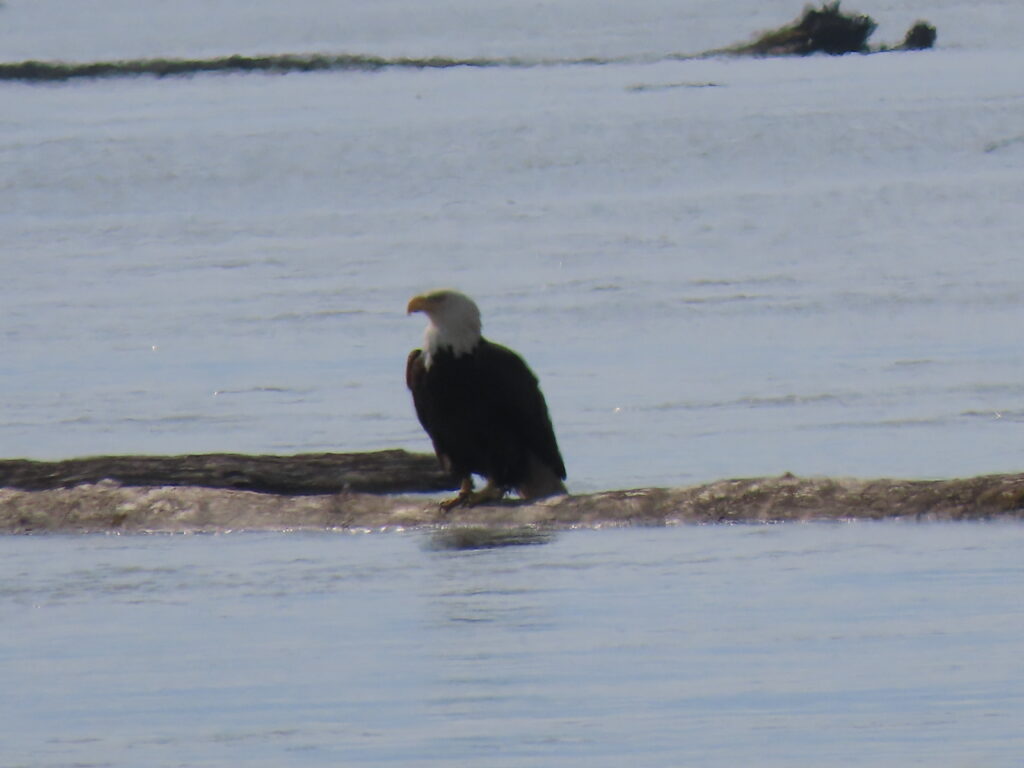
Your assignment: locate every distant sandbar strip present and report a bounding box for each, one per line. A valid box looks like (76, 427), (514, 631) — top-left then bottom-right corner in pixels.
(0, 53), (562, 82)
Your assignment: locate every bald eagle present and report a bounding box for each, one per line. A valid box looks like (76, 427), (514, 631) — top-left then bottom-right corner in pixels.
(406, 289), (567, 508)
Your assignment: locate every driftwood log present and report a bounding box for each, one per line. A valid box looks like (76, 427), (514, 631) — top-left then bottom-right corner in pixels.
(2, 461), (1023, 533)
(0, 450), (455, 495)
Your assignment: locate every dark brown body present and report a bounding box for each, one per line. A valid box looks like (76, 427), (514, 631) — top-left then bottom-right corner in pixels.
(406, 340), (566, 499)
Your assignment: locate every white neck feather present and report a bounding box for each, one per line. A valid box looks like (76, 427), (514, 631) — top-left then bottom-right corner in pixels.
(423, 321), (480, 367)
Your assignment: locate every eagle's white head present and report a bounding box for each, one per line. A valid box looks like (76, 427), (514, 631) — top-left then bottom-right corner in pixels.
(407, 289), (482, 366)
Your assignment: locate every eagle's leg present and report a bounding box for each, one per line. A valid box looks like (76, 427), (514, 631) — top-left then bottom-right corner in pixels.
(463, 480), (507, 507)
(439, 477), (475, 511)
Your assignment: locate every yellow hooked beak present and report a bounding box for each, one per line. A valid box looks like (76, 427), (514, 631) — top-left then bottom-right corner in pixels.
(406, 294), (431, 315)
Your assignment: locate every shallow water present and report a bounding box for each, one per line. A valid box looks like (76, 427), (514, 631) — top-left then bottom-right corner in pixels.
(3, 523), (1023, 767)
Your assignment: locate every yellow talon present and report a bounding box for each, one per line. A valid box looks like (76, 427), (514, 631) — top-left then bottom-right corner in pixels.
(464, 483), (507, 507)
(438, 479), (507, 510)
(439, 478), (475, 511)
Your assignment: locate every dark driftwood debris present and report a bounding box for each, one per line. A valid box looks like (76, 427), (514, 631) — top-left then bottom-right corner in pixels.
(0, 450), (455, 495)
(720, 2), (935, 57)
(0, 4), (935, 83)
(2, 452), (1023, 533)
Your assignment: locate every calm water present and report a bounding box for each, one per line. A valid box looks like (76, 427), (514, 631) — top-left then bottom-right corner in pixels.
(3, 0), (1024, 490)
(2, 523), (1023, 767)
(3, 4), (1024, 765)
